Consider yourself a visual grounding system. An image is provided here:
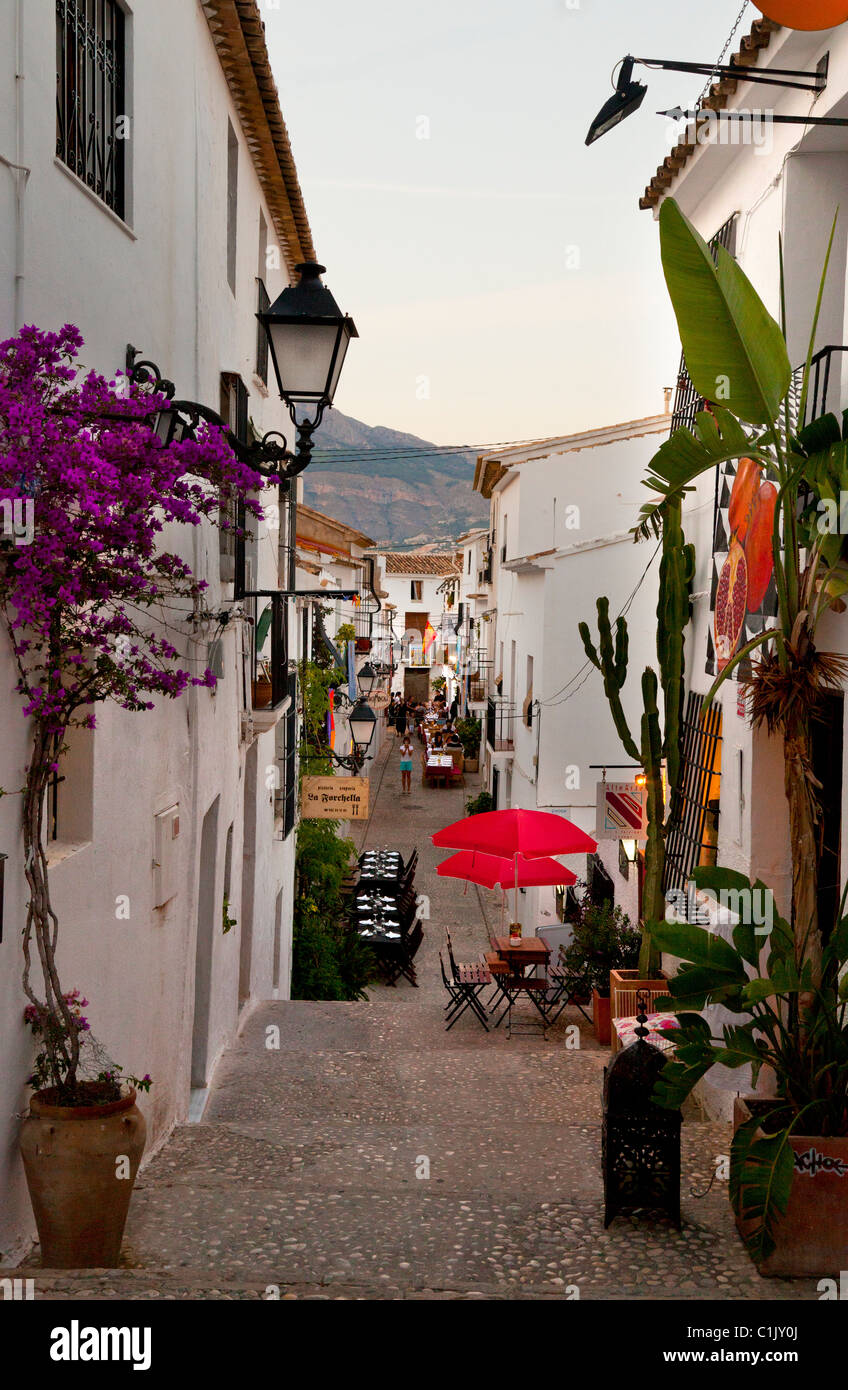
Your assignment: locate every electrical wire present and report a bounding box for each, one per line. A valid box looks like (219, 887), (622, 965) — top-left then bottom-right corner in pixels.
(537, 537), (662, 709)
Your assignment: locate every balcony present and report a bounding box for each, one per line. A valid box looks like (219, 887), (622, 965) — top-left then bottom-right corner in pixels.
(486, 697), (515, 753)
(467, 678), (487, 705)
(250, 592), (290, 733)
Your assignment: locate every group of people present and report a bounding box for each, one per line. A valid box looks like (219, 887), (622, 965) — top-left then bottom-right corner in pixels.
(388, 689), (461, 794)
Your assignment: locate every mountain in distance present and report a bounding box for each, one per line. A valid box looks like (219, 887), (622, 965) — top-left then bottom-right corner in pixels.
(301, 407), (489, 549)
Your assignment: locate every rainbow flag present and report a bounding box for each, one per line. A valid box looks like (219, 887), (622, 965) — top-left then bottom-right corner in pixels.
(327, 688), (336, 749)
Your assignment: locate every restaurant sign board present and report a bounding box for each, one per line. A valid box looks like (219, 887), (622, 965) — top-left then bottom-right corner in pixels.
(595, 781), (648, 841)
(300, 776), (369, 821)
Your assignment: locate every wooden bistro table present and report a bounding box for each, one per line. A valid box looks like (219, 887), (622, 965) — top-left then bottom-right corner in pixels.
(493, 936), (552, 1038)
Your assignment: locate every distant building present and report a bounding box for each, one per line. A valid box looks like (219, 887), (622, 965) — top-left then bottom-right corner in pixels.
(372, 551), (462, 703)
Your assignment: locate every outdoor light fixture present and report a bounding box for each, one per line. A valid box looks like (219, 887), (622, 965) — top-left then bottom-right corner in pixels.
(585, 57), (648, 144)
(587, 52), (831, 145)
(357, 661), (378, 698)
(257, 261), (358, 474)
(328, 691), (377, 770)
(621, 839), (638, 863)
(125, 348), (292, 475)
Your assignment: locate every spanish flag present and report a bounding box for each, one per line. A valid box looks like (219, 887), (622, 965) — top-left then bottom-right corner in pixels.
(423, 621), (437, 657)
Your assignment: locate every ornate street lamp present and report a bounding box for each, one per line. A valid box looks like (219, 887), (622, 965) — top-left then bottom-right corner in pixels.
(328, 692), (376, 770)
(257, 261), (358, 475)
(357, 661), (378, 698)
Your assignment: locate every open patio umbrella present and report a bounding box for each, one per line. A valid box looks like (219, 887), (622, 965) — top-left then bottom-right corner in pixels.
(436, 850), (578, 891)
(432, 808), (596, 923)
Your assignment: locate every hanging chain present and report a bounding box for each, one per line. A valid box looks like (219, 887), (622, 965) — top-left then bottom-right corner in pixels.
(696, 2), (752, 107)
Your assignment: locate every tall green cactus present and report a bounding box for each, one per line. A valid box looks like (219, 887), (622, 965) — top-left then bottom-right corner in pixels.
(579, 503), (695, 974)
(656, 498), (696, 794)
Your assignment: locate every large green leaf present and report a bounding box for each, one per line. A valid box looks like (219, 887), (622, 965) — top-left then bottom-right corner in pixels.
(635, 407), (759, 539)
(659, 200), (791, 427)
(730, 1117), (796, 1266)
(646, 918), (744, 974)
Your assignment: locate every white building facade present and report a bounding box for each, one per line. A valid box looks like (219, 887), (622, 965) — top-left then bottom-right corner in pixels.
(473, 417), (672, 937)
(0, 0), (345, 1258)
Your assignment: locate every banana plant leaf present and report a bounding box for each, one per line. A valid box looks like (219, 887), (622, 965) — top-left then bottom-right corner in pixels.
(255, 604), (273, 652)
(729, 1115), (796, 1266)
(659, 199), (791, 427)
(635, 407), (762, 539)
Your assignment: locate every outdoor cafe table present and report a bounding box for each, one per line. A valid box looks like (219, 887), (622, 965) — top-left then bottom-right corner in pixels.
(425, 753), (453, 787)
(493, 936), (551, 976)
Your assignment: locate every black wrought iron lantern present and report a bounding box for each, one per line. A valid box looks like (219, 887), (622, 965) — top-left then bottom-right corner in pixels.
(602, 995), (682, 1229)
(258, 261), (358, 412)
(357, 661), (378, 698)
(348, 697), (377, 759)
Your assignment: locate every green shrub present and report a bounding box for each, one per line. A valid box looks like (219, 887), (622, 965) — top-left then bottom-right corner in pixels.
(465, 790), (494, 816)
(563, 899), (641, 997)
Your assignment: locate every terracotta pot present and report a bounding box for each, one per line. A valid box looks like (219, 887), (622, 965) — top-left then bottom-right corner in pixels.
(252, 676), (273, 709)
(592, 989), (611, 1046)
(733, 1096), (848, 1276)
(20, 1089), (146, 1268)
(464, 757), (479, 773)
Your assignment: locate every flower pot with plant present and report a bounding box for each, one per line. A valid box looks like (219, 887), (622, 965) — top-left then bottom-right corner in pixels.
(455, 715), (482, 773)
(563, 898), (642, 1044)
(649, 865), (848, 1276)
(0, 325), (263, 1265)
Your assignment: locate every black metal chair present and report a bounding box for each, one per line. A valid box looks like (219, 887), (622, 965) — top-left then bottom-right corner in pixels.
(546, 945), (592, 1025)
(439, 951), (487, 1029)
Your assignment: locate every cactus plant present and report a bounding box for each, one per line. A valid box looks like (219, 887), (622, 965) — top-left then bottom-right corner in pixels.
(580, 498), (694, 974)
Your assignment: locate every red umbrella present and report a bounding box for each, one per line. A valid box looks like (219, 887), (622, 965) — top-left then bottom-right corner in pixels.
(433, 808), (595, 923)
(437, 850), (578, 891)
(432, 808), (597, 859)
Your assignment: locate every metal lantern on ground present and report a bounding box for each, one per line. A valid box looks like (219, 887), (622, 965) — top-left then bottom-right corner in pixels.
(602, 994), (682, 1229)
(348, 698), (377, 759)
(257, 261), (358, 413)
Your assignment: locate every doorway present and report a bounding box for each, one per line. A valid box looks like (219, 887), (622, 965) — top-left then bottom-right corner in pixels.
(239, 743), (258, 1008)
(191, 796), (220, 1089)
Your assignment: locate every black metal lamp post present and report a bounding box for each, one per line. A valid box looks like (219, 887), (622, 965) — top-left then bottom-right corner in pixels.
(257, 261), (358, 474)
(329, 692), (376, 771)
(357, 661), (378, 698)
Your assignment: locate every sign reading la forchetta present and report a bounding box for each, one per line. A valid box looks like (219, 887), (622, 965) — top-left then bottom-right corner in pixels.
(300, 776), (369, 821)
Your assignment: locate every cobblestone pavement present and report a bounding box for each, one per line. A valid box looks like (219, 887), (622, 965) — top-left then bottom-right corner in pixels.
(12, 730), (820, 1300)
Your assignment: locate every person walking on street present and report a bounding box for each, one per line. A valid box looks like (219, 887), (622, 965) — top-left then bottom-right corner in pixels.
(398, 734), (414, 794)
(395, 697), (408, 738)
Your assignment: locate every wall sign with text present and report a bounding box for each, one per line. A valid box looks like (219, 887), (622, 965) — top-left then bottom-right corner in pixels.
(595, 781), (648, 841)
(300, 776), (369, 821)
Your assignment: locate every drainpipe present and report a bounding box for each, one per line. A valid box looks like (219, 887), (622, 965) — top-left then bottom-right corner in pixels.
(1, 0), (29, 328)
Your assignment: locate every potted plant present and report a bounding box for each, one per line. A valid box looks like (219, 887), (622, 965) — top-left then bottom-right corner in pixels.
(0, 325), (262, 1266)
(431, 674), (447, 697)
(455, 714), (482, 772)
(563, 899), (641, 1044)
(649, 865), (848, 1276)
(465, 790), (494, 817)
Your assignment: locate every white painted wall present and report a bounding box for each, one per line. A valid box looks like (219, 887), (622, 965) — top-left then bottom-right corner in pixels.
(0, 0), (305, 1258)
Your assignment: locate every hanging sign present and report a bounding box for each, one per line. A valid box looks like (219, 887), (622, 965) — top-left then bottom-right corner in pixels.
(595, 781), (649, 841)
(368, 690), (391, 710)
(300, 776), (369, 821)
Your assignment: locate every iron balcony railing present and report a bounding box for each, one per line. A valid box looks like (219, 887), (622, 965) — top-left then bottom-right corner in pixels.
(250, 592), (289, 711)
(788, 345), (848, 430)
(486, 697), (515, 752)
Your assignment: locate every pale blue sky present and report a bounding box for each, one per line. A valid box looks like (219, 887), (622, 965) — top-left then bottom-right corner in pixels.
(264, 0), (751, 444)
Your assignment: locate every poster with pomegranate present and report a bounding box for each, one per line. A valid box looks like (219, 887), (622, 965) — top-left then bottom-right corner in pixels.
(707, 457), (778, 679)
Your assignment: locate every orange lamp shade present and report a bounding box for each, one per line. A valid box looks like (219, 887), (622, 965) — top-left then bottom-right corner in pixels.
(755, 1), (848, 28)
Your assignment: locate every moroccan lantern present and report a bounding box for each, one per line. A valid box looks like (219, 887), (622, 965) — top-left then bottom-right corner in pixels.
(755, 1), (848, 29)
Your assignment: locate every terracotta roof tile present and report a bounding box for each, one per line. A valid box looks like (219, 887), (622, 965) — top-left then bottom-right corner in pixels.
(639, 16), (781, 211)
(381, 552), (461, 576)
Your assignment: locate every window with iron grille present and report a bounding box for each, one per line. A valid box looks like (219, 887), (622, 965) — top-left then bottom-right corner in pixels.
(219, 374), (249, 584)
(670, 214), (738, 436)
(256, 279), (270, 384)
(662, 690), (722, 898)
(56, 0), (126, 218)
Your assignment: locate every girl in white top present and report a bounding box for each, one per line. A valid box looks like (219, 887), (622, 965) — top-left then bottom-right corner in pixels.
(398, 736), (414, 794)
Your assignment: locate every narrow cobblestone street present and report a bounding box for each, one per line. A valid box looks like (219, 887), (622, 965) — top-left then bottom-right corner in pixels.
(22, 732), (819, 1301)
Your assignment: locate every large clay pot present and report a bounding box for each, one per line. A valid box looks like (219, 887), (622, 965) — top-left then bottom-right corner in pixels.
(19, 1089), (146, 1268)
(733, 1097), (848, 1276)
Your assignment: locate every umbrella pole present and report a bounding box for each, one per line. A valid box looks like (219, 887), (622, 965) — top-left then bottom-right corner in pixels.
(514, 853), (519, 925)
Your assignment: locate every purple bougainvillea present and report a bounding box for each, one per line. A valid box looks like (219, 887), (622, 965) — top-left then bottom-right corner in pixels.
(0, 324), (264, 1099)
